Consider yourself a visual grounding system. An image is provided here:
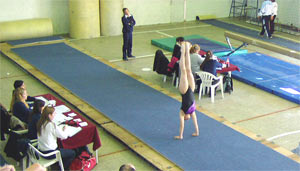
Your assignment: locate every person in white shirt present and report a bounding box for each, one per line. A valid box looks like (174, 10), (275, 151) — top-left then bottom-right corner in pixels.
(37, 106), (75, 170)
(258, 0), (273, 38)
(270, 0), (278, 34)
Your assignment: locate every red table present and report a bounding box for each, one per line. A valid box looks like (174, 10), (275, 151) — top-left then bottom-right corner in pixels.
(216, 58), (240, 74)
(40, 94), (101, 151)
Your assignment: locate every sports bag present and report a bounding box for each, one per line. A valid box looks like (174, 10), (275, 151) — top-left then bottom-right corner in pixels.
(70, 151), (96, 171)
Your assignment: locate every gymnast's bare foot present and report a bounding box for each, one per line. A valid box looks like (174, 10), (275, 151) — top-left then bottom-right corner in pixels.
(192, 132), (199, 137)
(174, 136), (183, 140)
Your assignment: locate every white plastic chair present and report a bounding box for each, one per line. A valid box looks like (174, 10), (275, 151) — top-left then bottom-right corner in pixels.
(27, 143), (64, 171)
(196, 71), (224, 103)
(163, 73), (179, 88)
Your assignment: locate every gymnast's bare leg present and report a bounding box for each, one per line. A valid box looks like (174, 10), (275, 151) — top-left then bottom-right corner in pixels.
(174, 42), (199, 140)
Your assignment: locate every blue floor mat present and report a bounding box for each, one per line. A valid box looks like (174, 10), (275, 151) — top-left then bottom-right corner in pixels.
(188, 38), (231, 53)
(11, 43), (300, 170)
(151, 34), (247, 57)
(220, 52), (300, 104)
(203, 20), (300, 52)
(7, 36), (63, 46)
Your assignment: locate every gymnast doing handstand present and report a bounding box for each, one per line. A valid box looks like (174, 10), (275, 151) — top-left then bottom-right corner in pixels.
(174, 42), (199, 140)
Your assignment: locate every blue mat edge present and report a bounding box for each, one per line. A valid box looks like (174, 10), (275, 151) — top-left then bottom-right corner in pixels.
(7, 36), (63, 46)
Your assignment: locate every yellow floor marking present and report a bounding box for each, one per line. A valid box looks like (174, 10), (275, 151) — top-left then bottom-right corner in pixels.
(234, 106), (300, 124)
(98, 149), (129, 158)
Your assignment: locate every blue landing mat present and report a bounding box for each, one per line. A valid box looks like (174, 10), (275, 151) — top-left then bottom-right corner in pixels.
(7, 36), (63, 46)
(151, 34), (247, 57)
(188, 38), (232, 53)
(220, 52), (300, 104)
(203, 20), (300, 52)
(12, 43), (300, 170)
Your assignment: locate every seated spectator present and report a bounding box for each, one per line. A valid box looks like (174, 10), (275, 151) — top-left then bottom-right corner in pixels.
(200, 51), (223, 77)
(13, 80), (35, 102)
(119, 164), (136, 171)
(167, 37), (184, 73)
(37, 106), (75, 170)
(190, 44), (204, 75)
(1, 103), (26, 140)
(190, 44), (204, 92)
(10, 88), (31, 124)
(27, 100), (45, 140)
(199, 51), (224, 95)
(172, 37), (184, 59)
(153, 50), (171, 76)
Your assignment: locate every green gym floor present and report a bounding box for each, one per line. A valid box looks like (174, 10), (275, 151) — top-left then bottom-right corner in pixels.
(1, 18), (300, 170)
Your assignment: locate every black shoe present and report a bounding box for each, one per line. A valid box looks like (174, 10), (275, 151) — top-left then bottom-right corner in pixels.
(128, 55), (135, 58)
(123, 58), (128, 61)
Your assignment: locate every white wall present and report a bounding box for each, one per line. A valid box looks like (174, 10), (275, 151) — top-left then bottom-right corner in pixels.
(124, 0), (232, 25)
(249, 0), (300, 28)
(186, 0), (232, 21)
(0, 0), (69, 34)
(0, 0), (298, 34)
(276, 0), (300, 28)
(123, 0), (171, 25)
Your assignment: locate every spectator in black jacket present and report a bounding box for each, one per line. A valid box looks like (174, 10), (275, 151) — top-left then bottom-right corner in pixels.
(172, 37), (184, 59)
(10, 88), (31, 124)
(153, 50), (170, 76)
(28, 99), (45, 140)
(13, 80), (35, 102)
(200, 51), (224, 86)
(122, 8), (136, 61)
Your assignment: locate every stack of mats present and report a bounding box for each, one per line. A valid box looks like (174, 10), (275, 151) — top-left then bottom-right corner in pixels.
(151, 34), (248, 57)
(10, 43), (300, 170)
(220, 52), (300, 104)
(7, 36), (63, 46)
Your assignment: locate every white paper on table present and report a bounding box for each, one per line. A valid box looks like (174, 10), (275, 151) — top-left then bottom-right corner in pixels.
(68, 113), (77, 117)
(65, 117), (73, 121)
(52, 113), (69, 125)
(58, 125), (82, 138)
(73, 118), (82, 122)
(48, 100), (56, 106)
(54, 105), (71, 114)
(79, 122), (88, 127)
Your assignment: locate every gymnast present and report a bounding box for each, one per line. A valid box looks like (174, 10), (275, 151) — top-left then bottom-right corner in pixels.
(174, 42), (199, 140)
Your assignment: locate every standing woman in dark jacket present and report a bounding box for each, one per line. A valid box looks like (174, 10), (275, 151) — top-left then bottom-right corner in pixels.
(10, 88), (31, 124)
(122, 8), (136, 61)
(28, 99), (45, 140)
